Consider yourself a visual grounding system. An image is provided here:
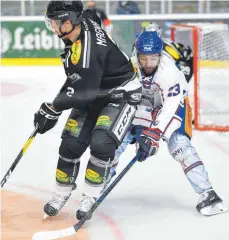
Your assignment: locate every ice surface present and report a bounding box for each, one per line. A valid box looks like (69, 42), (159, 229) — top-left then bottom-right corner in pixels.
(1, 66), (229, 240)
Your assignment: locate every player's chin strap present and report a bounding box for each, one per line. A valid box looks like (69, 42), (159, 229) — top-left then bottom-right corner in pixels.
(58, 25), (75, 38)
(58, 15), (83, 39)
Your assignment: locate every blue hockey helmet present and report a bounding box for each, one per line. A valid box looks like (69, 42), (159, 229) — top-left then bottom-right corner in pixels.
(135, 31), (163, 55)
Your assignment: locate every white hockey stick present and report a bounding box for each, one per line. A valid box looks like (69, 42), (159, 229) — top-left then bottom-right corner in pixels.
(32, 153), (141, 240)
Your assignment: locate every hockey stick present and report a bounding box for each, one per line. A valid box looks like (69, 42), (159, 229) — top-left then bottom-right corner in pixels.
(1, 77), (69, 188)
(1, 126), (38, 188)
(32, 152), (142, 240)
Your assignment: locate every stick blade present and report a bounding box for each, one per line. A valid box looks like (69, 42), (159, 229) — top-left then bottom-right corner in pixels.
(32, 227), (75, 240)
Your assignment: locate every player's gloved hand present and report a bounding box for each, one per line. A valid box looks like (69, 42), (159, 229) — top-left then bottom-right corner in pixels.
(129, 125), (144, 144)
(137, 128), (162, 162)
(34, 102), (62, 134)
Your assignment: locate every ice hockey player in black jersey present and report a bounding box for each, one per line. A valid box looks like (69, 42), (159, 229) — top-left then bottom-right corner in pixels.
(34, 0), (142, 221)
(163, 39), (193, 83)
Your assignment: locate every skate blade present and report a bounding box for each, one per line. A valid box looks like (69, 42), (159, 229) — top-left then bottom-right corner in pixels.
(200, 202), (228, 216)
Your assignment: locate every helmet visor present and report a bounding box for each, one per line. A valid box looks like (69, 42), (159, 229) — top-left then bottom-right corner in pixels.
(45, 15), (62, 33)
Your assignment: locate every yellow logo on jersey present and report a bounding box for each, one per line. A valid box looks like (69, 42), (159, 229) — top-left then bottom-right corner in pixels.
(165, 45), (180, 60)
(71, 40), (81, 65)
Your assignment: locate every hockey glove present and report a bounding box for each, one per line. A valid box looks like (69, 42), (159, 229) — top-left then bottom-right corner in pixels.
(137, 128), (162, 162)
(129, 125), (144, 144)
(34, 102), (62, 134)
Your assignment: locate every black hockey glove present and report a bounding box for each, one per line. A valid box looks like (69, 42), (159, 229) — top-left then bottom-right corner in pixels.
(34, 102), (62, 134)
(137, 128), (162, 162)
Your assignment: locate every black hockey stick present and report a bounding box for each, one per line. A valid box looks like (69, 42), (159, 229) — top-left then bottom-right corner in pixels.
(1, 126), (38, 188)
(32, 152), (142, 240)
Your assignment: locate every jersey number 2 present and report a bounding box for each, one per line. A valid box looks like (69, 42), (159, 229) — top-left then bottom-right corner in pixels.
(66, 87), (74, 97)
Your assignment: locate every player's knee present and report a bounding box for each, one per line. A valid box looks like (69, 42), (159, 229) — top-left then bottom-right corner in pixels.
(90, 130), (117, 161)
(168, 141), (196, 163)
(59, 137), (87, 160)
(168, 138), (203, 173)
(168, 133), (192, 161)
(169, 146), (185, 162)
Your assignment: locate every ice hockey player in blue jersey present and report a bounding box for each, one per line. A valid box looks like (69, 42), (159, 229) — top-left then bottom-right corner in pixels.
(134, 22), (193, 83)
(108, 30), (227, 216)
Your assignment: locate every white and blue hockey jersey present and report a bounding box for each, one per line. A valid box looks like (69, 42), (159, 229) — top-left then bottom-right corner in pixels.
(131, 52), (192, 140)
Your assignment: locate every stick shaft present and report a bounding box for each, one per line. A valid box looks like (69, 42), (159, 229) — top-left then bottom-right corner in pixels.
(1, 127), (38, 188)
(74, 152), (141, 232)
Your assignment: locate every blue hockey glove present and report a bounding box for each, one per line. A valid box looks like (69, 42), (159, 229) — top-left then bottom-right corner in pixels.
(129, 125), (144, 144)
(137, 128), (162, 162)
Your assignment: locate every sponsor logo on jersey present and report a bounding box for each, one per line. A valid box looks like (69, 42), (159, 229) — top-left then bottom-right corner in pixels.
(141, 76), (154, 89)
(71, 40), (81, 65)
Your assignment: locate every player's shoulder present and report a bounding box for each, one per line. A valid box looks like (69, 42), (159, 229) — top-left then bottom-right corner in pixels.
(157, 54), (185, 83)
(81, 16), (109, 50)
(130, 55), (137, 64)
(163, 38), (181, 61)
(158, 53), (179, 73)
(83, 9), (101, 26)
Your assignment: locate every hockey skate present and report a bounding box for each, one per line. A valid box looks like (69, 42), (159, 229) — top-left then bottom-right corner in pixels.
(196, 188), (228, 216)
(76, 194), (97, 220)
(43, 184), (76, 219)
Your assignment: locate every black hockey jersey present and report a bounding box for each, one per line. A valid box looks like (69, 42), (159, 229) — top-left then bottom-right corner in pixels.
(163, 38), (193, 83)
(53, 10), (139, 111)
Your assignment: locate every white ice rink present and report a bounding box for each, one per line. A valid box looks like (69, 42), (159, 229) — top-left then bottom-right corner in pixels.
(1, 66), (229, 240)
